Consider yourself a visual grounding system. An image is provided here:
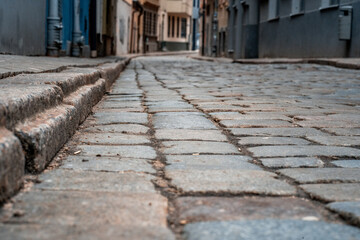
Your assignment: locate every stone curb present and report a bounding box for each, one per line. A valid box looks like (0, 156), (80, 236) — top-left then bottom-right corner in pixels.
(190, 55), (360, 70)
(0, 57), (130, 202)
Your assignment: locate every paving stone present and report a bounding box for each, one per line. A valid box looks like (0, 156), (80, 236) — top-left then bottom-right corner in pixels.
(97, 101), (142, 109)
(300, 183), (360, 202)
(61, 156), (155, 173)
(238, 137), (310, 145)
(0, 224), (175, 240)
(165, 155), (259, 170)
(155, 129), (227, 141)
(220, 119), (293, 128)
(230, 127), (329, 137)
(323, 128), (360, 136)
(1, 191), (167, 227)
(36, 169), (156, 193)
(175, 197), (325, 223)
(306, 136), (360, 146)
(278, 168), (360, 183)
(0, 128), (25, 202)
(77, 145), (157, 159)
(260, 157), (324, 168)
(248, 145), (360, 158)
(82, 124), (149, 134)
(92, 112), (148, 124)
(166, 169), (296, 195)
(326, 201), (360, 225)
(153, 112), (216, 129)
(162, 141), (240, 154)
(332, 160), (360, 168)
(183, 219), (360, 240)
(75, 132), (150, 145)
(210, 112), (291, 121)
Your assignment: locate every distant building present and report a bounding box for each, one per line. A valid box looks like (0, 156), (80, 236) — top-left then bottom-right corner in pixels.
(202, 0), (360, 59)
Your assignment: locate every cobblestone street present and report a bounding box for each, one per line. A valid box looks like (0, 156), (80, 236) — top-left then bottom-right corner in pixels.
(1, 55), (360, 239)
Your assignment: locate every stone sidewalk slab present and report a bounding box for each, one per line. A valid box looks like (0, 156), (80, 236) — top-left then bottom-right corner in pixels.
(183, 219), (360, 240)
(260, 157), (324, 168)
(162, 141), (240, 154)
(166, 169), (296, 195)
(332, 160), (360, 168)
(61, 156), (155, 173)
(153, 112), (216, 129)
(74, 132), (150, 145)
(82, 124), (149, 134)
(326, 201), (360, 225)
(35, 169), (156, 193)
(175, 197), (325, 224)
(300, 183), (360, 202)
(230, 127), (329, 137)
(92, 112), (148, 124)
(76, 145), (157, 159)
(238, 137), (310, 145)
(221, 119), (293, 128)
(306, 136), (360, 146)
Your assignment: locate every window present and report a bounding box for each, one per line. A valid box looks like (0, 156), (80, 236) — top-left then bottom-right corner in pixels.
(168, 16), (171, 37)
(320, 0), (339, 9)
(268, 0), (279, 21)
(172, 16), (175, 37)
(291, 0), (304, 16)
(177, 17), (180, 38)
(181, 18), (187, 38)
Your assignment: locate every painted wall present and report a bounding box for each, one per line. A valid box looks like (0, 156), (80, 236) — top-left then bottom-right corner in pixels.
(116, 0), (132, 55)
(0, 0), (47, 55)
(259, 0), (360, 58)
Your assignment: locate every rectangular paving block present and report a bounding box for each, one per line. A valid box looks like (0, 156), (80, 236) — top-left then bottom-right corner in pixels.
(61, 156), (155, 173)
(155, 129), (227, 141)
(331, 160), (360, 168)
(74, 132), (150, 145)
(279, 168), (360, 183)
(166, 169), (296, 195)
(326, 201), (360, 225)
(229, 127), (329, 137)
(2, 190), (167, 227)
(76, 145), (157, 159)
(220, 119), (293, 128)
(153, 112), (216, 129)
(300, 183), (360, 202)
(162, 141), (240, 154)
(260, 157), (324, 168)
(323, 128), (360, 136)
(175, 196), (325, 223)
(92, 112), (148, 124)
(82, 124), (149, 134)
(210, 112), (291, 121)
(36, 169), (156, 193)
(0, 128), (25, 202)
(238, 137), (310, 145)
(165, 155), (259, 170)
(306, 136), (360, 146)
(248, 145), (360, 158)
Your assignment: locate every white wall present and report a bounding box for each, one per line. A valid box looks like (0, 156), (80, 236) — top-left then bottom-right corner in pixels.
(116, 0), (132, 55)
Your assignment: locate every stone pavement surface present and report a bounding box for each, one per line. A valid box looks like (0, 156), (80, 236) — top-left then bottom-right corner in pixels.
(1, 55), (360, 239)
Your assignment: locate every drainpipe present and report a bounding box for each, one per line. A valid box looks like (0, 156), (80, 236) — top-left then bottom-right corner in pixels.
(47, 0), (63, 56)
(72, 0), (84, 56)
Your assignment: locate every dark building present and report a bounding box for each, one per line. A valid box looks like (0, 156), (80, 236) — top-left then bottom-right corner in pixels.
(204, 0), (360, 58)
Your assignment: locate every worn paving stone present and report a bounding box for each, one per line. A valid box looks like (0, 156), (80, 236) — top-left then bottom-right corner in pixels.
(175, 197), (325, 223)
(75, 132), (150, 145)
(35, 169), (156, 193)
(162, 141), (240, 154)
(166, 169), (296, 195)
(238, 137), (310, 145)
(332, 160), (360, 168)
(153, 112), (216, 129)
(82, 124), (149, 134)
(278, 168), (360, 183)
(248, 145), (360, 158)
(326, 201), (360, 225)
(61, 156), (155, 173)
(220, 119), (293, 128)
(92, 112), (148, 124)
(300, 183), (360, 202)
(97, 101), (142, 109)
(0, 224), (175, 240)
(306, 136), (360, 146)
(165, 155), (259, 170)
(260, 157), (324, 168)
(209, 112), (291, 121)
(76, 145), (157, 159)
(323, 128), (360, 136)
(230, 127), (329, 137)
(183, 219), (360, 240)
(1, 191), (167, 227)
(155, 129), (227, 141)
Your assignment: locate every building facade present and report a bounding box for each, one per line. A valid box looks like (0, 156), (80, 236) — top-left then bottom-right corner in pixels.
(202, 0), (360, 59)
